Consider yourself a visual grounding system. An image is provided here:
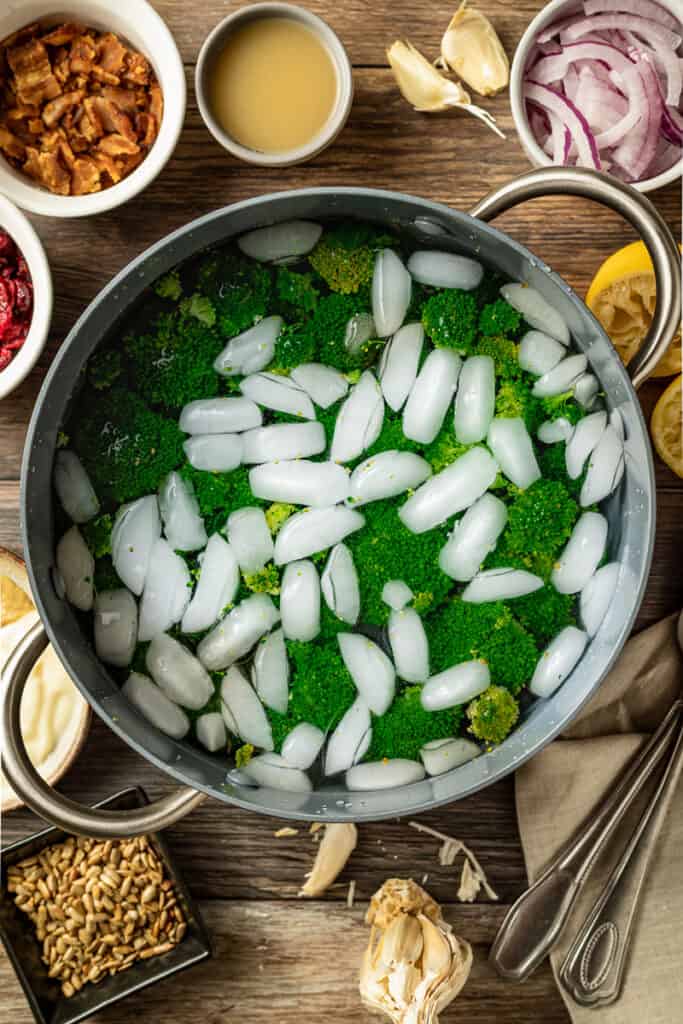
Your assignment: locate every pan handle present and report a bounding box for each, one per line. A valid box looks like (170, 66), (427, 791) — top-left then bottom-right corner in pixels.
(1, 621), (208, 838)
(470, 166), (681, 389)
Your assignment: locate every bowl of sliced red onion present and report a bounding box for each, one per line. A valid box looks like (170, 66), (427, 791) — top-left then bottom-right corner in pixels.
(510, 0), (683, 192)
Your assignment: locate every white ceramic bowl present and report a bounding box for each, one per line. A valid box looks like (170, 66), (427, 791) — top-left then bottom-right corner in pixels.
(0, 0), (186, 217)
(0, 195), (52, 400)
(195, 3), (354, 167)
(510, 0), (683, 193)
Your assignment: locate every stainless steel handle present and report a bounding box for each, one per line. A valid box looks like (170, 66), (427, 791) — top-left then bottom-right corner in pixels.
(1, 621), (208, 838)
(470, 167), (681, 388)
(560, 720), (683, 1007)
(489, 700), (683, 981)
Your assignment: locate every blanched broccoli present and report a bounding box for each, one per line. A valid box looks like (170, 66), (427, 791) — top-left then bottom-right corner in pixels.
(179, 293), (216, 327)
(195, 248), (272, 338)
(316, 401), (343, 448)
(467, 685), (519, 745)
(82, 514), (113, 558)
(422, 289), (478, 353)
(265, 502), (296, 534)
(88, 348), (122, 391)
(313, 294), (379, 371)
(243, 564), (280, 596)
(487, 479), (578, 580)
(428, 598), (537, 694)
(476, 334), (522, 379)
(537, 443), (584, 500)
(346, 502), (451, 625)
(179, 464), (264, 535)
(365, 685), (464, 761)
(422, 423), (471, 474)
(124, 309), (223, 411)
(154, 270), (182, 301)
(270, 321), (318, 371)
(515, 586), (577, 646)
(93, 556), (121, 593)
(275, 268), (319, 318)
(235, 743), (254, 767)
(309, 223), (395, 294)
(495, 379), (544, 434)
(72, 388), (184, 505)
(352, 413), (421, 466)
(318, 604), (349, 641)
(478, 299), (522, 338)
(267, 639), (357, 750)
(541, 391), (585, 426)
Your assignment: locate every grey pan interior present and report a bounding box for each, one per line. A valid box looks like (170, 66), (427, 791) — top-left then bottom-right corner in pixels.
(21, 186), (654, 822)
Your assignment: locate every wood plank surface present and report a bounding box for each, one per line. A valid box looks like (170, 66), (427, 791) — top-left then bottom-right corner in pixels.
(0, 1), (681, 1022)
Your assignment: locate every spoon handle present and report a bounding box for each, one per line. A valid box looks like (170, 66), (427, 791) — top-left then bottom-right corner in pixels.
(559, 720), (683, 1007)
(490, 700), (683, 981)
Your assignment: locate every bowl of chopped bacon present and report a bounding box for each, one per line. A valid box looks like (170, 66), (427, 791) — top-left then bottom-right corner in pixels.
(0, 1), (185, 217)
(0, 193), (51, 399)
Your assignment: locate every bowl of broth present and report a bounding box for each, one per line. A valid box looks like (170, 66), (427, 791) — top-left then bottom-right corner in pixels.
(196, 2), (353, 166)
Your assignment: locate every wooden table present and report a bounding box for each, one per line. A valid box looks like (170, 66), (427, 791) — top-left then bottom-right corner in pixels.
(1, 2), (681, 1021)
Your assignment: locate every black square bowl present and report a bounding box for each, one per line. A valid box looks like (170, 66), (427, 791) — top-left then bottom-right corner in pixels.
(0, 787), (211, 1024)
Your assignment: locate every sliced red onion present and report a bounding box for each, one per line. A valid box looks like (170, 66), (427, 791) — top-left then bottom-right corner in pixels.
(274, 506), (365, 565)
(53, 450), (100, 524)
(321, 543), (360, 625)
(562, 14), (681, 51)
(181, 533), (239, 634)
(583, 0), (679, 32)
(399, 446), (499, 534)
(387, 608), (430, 683)
(537, 14), (583, 44)
(138, 539), (191, 641)
(123, 673), (190, 740)
(146, 633), (214, 709)
(159, 471), (207, 552)
(346, 759), (425, 791)
(197, 593), (280, 671)
(226, 507), (274, 572)
(179, 396), (262, 434)
(111, 496), (160, 597)
(402, 348), (461, 444)
(612, 59), (662, 179)
(252, 627), (289, 714)
(242, 752), (312, 793)
(421, 660), (490, 711)
(196, 711), (227, 753)
(324, 697), (372, 776)
(524, 81), (601, 169)
(94, 589), (137, 668)
(56, 526), (94, 611)
(338, 633), (396, 715)
(238, 221), (322, 262)
(420, 737), (481, 776)
(281, 560), (320, 642)
(529, 41), (635, 84)
(220, 665), (274, 750)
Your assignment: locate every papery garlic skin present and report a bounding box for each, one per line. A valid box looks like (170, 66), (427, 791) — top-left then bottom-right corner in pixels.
(386, 40), (503, 137)
(439, 2), (509, 97)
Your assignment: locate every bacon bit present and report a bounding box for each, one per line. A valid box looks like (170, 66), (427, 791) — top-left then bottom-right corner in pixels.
(0, 24), (41, 52)
(0, 21), (161, 195)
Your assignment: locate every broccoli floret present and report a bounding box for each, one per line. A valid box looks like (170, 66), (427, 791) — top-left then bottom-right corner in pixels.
(471, 271), (507, 308)
(495, 380), (544, 434)
(71, 388), (184, 505)
(270, 321), (318, 371)
(405, 281), (432, 323)
(467, 685), (519, 745)
(93, 556), (122, 593)
(365, 685), (464, 761)
(179, 464), (264, 535)
(318, 604), (349, 641)
(478, 299), (522, 338)
(352, 413), (421, 467)
(195, 248), (272, 338)
(487, 480), (578, 580)
(537, 443), (584, 500)
(514, 586), (577, 646)
(346, 502), (451, 625)
(235, 743), (254, 767)
(154, 270), (182, 301)
(265, 502), (296, 534)
(540, 391), (585, 426)
(309, 223), (395, 294)
(82, 514), (113, 558)
(422, 289), (478, 353)
(310, 294), (378, 371)
(88, 348), (123, 391)
(124, 309), (223, 411)
(422, 423), (472, 474)
(267, 640), (356, 750)
(179, 292), (216, 326)
(243, 564), (280, 596)
(275, 268), (319, 317)
(428, 598), (537, 694)
(476, 335), (522, 379)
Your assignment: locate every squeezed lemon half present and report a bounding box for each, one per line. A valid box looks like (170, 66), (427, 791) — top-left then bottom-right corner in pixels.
(651, 375), (683, 478)
(586, 241), (681, 379)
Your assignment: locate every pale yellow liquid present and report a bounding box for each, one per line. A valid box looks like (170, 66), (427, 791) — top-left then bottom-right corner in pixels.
(209, 18), (338, 154)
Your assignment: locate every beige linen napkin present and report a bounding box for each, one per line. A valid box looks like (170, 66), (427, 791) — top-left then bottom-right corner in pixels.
(516, 613), (683, 1023)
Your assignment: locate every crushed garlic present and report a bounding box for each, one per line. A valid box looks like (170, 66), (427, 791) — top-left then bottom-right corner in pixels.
(359, 878), (473, 1024)
(437, 1), (509, 97)
(386, 39), (503, 138)
(409, 821), (498, 903)
(300, 822), (358, 897)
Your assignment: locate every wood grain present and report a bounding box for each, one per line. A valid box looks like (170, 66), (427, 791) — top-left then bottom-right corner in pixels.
(1, 1), (682, 1022)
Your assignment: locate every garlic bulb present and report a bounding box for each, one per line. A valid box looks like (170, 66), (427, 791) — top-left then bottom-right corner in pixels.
(386, 40), (503, 138)
(438, 2), (509, 97)
(360, 878), (473, 1024)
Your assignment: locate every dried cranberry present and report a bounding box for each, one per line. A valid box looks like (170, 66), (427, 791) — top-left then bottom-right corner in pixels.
(14, 278), (32, 315)
(0, 347), (13, 371)
(0, 231), (16, 261)
(0, 230), (34, 373)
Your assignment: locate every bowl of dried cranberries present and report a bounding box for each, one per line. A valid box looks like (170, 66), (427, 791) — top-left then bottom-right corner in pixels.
(0, 194), (52, 400)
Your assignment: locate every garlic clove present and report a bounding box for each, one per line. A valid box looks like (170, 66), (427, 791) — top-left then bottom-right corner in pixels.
(300, 822), (358, 897)
(439, 1), (509, 97)
(386, 39), (503, 137)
